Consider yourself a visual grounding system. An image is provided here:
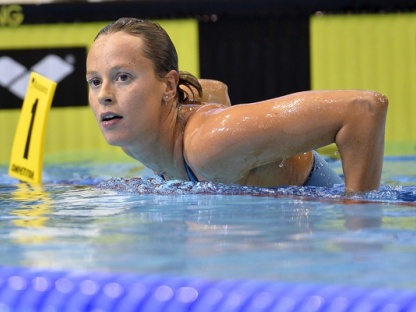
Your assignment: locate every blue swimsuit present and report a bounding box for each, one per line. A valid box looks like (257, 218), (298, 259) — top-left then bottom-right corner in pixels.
(158, 161), (198, 182)
(302, 151), (342, 187)
(168, 151), (343, 188)
(184, 161), (199, 182)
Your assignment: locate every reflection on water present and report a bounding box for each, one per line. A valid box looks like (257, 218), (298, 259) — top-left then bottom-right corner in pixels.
(10, 183), (51, 239)
(0, 158), (415, 290)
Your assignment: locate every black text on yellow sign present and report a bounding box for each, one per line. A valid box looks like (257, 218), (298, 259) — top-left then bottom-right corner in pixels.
(9, 72), (57, 183)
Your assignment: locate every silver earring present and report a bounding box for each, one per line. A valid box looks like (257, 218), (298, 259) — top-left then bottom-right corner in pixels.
(164, 95), (169, 105)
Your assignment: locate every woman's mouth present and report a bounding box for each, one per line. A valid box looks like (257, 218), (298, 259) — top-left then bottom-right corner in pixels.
(101, 112), (122, 122)
(100, 112), (123, 127)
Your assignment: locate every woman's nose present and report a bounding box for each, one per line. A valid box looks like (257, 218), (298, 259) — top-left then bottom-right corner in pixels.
(98, 82), (114, 105)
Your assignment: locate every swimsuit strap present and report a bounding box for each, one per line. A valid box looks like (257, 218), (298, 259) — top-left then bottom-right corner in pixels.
(156, 161), (199, 182)
(184, 160), (199, 182)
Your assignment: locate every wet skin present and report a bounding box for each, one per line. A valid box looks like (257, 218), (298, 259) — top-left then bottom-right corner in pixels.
(87, 31), (388, 192)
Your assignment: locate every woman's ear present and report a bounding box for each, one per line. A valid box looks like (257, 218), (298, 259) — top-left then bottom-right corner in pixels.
(164, 70), (179, 97)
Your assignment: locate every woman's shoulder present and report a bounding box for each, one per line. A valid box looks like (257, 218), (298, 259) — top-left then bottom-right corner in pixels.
(199, 79), (232, 107)
(190, 102), (228, 119)
(178, 103), (224, 126)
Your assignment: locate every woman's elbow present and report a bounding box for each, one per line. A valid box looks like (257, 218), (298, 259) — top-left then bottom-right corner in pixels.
(365, 91), (388, 117)
(351, 91), (388, 122)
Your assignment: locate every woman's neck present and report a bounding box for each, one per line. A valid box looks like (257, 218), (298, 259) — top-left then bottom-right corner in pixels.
(122, 106), (189, 179)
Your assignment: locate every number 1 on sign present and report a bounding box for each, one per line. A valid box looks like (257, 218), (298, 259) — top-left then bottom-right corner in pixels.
(24, 98), (38, 160)
(9, 72), (57, 184)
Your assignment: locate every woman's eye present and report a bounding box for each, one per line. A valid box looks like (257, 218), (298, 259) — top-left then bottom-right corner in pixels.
(117, 74), (130, 82)
(87, 78), (101, 87)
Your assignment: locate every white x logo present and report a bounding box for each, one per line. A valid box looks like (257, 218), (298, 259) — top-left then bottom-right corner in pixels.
(0, 54), (74, 99)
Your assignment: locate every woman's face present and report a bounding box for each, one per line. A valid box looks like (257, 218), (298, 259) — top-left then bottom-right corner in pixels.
(86, 31), (167, 148)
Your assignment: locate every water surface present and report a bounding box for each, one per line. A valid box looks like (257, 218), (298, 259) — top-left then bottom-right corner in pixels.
(0, 157), (415, 291)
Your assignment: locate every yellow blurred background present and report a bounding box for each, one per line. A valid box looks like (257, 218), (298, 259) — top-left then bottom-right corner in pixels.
(311, 13), (416, 156)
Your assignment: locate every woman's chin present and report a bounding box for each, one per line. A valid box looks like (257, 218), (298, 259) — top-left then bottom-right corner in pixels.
(105, 137), (126, 147)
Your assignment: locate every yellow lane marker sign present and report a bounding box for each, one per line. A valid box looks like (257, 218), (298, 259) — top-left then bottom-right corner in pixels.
(9, 72), (57, 183)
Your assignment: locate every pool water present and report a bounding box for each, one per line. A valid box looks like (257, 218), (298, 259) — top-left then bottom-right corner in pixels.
(0, 156), (416, 292)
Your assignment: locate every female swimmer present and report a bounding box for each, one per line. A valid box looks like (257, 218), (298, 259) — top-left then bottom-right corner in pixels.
(86, 17), (388, 193)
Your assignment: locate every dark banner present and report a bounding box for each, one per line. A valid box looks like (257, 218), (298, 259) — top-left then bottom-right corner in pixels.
(0, 47), (87, 109)
(200, 16), (310, 104)
(1, 1), (415, 26)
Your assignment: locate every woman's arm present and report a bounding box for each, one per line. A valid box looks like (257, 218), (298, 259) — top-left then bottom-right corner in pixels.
(184, 90), (388, 192)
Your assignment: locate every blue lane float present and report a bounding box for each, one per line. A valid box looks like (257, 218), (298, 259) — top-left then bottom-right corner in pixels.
(1, 266), (416, 312)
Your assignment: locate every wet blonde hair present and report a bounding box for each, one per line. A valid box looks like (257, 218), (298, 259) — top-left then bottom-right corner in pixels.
(95, 17), (203, 103)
